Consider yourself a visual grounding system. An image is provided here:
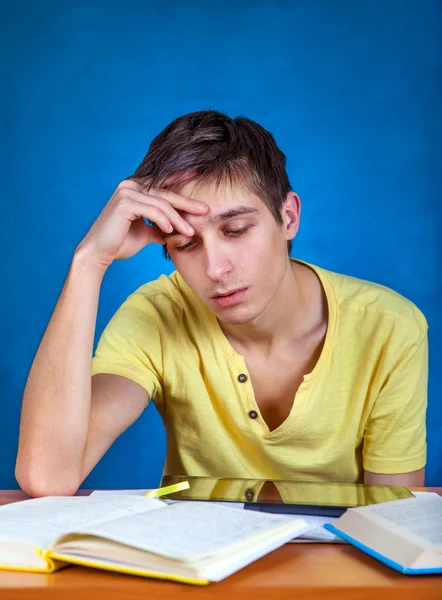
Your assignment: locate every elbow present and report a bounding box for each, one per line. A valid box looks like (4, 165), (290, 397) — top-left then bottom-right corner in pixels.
(15, 462), (80, 498)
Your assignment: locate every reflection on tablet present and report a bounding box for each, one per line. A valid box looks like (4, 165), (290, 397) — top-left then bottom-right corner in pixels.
(161, 475), (413, 510)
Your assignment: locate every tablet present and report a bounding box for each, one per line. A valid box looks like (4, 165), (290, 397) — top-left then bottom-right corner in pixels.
(160, 475), (414, 516)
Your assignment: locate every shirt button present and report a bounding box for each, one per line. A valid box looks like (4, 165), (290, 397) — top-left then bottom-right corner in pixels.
(238, 373), (248, 383)
(245, 488), (255, 501)
(248, 410), (258, 419)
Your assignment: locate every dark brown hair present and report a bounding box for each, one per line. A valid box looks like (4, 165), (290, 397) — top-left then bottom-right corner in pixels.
(129, 110), (292, 259)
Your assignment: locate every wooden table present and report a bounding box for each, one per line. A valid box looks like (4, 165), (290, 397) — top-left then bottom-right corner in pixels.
(0, 489), (441, 599)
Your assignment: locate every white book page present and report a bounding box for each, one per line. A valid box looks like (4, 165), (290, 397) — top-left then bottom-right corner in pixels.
(90, 491), (245, 508)
(88, 493), (341, 542)
(90, 489), (151, 497)
(0, 496), (165, 550)
(170, 501), (339, 542)
(108, 496), (340, 543)
(297, 493), (440, 544)
(362, 496), (442, 547)
(412, 491), (441, 499)
(294, 515), (340, 542)
(56, 500), (306, 561)
(165, 499), (245, 509)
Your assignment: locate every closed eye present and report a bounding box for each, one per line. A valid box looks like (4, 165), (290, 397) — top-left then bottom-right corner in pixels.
(175, 226), (252, 252)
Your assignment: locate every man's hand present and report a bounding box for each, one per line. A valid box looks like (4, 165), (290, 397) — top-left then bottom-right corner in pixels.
(75, 179), (208, 272)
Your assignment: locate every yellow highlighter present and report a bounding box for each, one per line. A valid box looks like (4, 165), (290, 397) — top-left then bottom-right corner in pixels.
(144, 481), (190, 498)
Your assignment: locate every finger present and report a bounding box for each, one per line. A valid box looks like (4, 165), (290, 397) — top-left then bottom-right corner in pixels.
(125, 199), (174, 234)
(154, 188), (209, 214)
(130, 218), (165, 246)
(119, 180), (208, 215)
(121, 190), (195, 236)
(128, 216), (163, 247)
(148, 223), (167, 245)
(116, 178), (146, 192)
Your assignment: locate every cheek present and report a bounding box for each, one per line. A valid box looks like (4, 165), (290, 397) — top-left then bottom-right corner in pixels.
(244, 226), (282, 262)
(237, 245), (276, 285)
(247, 232), (288, 282)
(173, 256), (215, 297)
(176, 261), (199, 283)
(171, 258), (198, 286)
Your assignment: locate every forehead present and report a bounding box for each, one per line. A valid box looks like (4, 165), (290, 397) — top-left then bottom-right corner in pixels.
(175, 178), (265, 212)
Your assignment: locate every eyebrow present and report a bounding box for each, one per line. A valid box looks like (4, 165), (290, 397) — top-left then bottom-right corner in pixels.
(162, 206), (260, 239)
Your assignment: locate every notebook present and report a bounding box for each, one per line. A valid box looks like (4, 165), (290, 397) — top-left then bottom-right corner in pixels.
(0, 495), (308, 584)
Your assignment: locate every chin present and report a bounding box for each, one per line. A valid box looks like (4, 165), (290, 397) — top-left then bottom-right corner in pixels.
(213, 305), (262, 325)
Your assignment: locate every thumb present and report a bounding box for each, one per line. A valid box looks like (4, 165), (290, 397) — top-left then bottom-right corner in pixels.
(144, 221), (167, 246)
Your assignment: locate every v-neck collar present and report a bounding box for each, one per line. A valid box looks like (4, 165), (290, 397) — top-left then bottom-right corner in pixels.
(174, 258), (339, 439)
(200, 258), (339, 439)
(204, 258), (338, 383)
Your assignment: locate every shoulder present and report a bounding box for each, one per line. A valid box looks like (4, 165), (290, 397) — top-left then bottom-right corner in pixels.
(120, 270), (205, 326)
(129, 270), (186, 305)
(311, 262), (428, 345)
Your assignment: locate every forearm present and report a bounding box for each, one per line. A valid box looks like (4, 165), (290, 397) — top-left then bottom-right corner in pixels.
(364, 468), (425, 487)
(15, 252), (105, 496)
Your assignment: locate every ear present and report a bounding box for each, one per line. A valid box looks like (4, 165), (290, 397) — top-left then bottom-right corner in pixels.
(281, 192), (301, 242)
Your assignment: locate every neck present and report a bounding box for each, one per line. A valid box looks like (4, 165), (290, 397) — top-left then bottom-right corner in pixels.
(218, 259), (325, 356)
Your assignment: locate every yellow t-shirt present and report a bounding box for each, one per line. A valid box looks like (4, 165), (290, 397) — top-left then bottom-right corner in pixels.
(92, 259), (428, 483)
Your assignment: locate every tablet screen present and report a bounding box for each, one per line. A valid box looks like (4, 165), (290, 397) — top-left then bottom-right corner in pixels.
(161, 475), (413, 508)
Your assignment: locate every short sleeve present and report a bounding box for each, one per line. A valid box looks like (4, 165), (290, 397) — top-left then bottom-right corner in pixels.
(363, 332), (428, 474)
(92, 292), (164, 404)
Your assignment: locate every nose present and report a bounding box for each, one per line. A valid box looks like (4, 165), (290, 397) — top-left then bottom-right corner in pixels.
(203, 244), (233, 282)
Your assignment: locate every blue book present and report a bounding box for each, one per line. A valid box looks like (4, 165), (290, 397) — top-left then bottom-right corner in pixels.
(323, 494), (442, 575)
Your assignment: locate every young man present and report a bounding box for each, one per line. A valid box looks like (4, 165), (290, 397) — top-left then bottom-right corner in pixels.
(16, 110), (428, 497)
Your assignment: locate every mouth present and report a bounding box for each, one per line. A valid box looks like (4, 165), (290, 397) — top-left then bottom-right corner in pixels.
(211, 288), (248, 307)
(212, 288), (245, 298)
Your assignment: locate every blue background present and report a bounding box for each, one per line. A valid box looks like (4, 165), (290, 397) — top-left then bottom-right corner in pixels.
(1, 1), (441, 488)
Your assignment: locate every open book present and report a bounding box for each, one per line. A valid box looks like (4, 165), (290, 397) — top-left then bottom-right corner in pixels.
(0, 495), (308, 584)
(91, 489), (345, 543)
(324, 494), (442, 574)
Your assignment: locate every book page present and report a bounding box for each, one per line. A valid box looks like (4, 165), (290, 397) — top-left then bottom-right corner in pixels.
(89, 494), (339, 542)
(294, 515), (340, 542)
(364, 496), (442, 546)
(0, 496), (165, 550)
(55, 500), (306, 560)
(412, 491), (441, 499)
(90, 489), (151, 496)
(91, 491), (245, 508)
